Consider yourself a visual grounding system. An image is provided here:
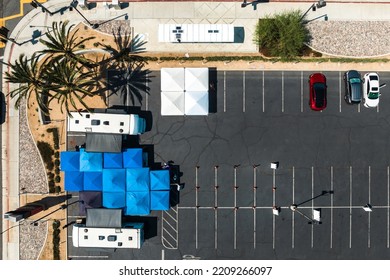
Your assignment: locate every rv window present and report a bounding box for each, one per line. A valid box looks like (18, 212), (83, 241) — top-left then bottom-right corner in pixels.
(118, 242), (123, 246)
(107, 235), (117, 242)
(84, 235), (88, 239)
(91, 120), (100, 125)
(120, 122), (124, 126)
(128, 237), (133, 241)
(86, 114), (90, 118)
(75, 120), (79, 124)
(99, 236), (105, 240)
(103, 121), (109, 125)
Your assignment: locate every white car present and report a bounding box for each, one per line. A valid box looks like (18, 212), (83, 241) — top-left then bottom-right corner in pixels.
(363, 72), (381, 108)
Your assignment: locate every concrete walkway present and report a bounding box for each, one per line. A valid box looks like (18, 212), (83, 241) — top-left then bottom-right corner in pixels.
(2, 0), (390, 260)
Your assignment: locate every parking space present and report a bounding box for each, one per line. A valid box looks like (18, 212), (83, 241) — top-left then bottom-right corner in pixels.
(67, 70), (390, 259)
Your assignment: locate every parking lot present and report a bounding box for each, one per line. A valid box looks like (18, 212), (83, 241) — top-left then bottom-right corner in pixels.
(68, 70), (390, 260)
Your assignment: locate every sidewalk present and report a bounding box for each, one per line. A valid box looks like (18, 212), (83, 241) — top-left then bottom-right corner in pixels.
(2, 0), (390, 260)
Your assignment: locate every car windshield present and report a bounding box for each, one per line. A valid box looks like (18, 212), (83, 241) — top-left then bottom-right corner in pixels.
(314, 83), (325, 106)
(370, 75), (379, 81)
(368, 92), (379, 99)
(350, 78), (361, 84)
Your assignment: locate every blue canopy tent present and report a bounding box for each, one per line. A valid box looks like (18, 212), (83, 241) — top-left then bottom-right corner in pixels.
(79, 149), (103, 172)
(125, 191), (150, 215)
(103, 169), (126, 192)
(104, 152), (123, 169)
(103, 191), (126, 209)
(150, 191), (170, 211)
(126, 168), (150, 192)
(64, 171), (84, 191)
(83, 172), (103, 191)
(123, 148), (143, 168)
(60, 151), (80, 171)
(150, 170), (170, 191)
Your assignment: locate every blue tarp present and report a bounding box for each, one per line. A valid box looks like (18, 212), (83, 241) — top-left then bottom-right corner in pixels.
(150, 191), (170, 210)
(104, 152), (123, 169)
(126, 168), (150, 192)
(150, 170), (170, 191)
(64, 171), (84, 191)
(103, 169), (126, 192)
(60, 151), (80, 171)
(123, 148), (143, 168)
(83, 172), (103, 191)
(103, 191), (126, 208)
(79, 149), (103, 172)
(125, 191), (150, 215)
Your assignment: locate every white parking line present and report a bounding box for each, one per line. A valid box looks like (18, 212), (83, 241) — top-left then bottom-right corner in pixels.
(311, 166), (314, 248)
(339, 72), (342, 113)
(388, 166), (389, 248)
(281, 71), (284, 113)
(272, 169), (276, 250)
(262, 71), (265, 112)
(145, 73), (149, 111)
(377, 103), (380, 113)
(301, 72), (304, 113)
(292, 166), (295, 249)
(358, 103), (360, 113)
(350, 166), (353, 248)
(224, 71), (226, 112)
(162, 249), (165, 260)
(195, 166), (199, 249)
(368, 166), (371, 248)
(253, 166), (258, 249)
(214, 166), (218, 249)
(234, 166), (238, 250)
(330, 166), (334, 249)
(243, 71), (246, 113)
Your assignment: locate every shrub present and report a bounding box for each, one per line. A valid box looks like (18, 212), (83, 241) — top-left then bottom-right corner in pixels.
(54, 159), (60, 167)
(37, 141), (54, 171)
(254, 10), (310, 59)
(48, 172), (55, 180)
(52, 220), (61, 260)
(55, 186), (61, 193)
(55, 176), (61, 183)
(55, 167), (60, 175)
(54, 151), (60, 158)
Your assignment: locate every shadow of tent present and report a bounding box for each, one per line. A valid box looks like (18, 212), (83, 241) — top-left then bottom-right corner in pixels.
(208, 68), (217, 113)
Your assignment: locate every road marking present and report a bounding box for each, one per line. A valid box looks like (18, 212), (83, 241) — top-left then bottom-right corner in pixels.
(358, 103), (360, 113)
(368, 166), (371, 248)
(145, 73), (149, 111)
(377, 103), (380, 113)
(281, 71), (284, 113)
(253, 165), (258, 249)
(301, 71), (304, 113)
(339, 72), (342, 112)
(162, 249), (165, 260)
(243, 71), (246, 112)
(311, 166), (314, 248)
(388, 166), (389, 248)
(234, 166), (238, 250)
(272, 168), (276, 250)
(224, 71), (226, 112)
(262, 71), (265, 112)
(214, 166), (218, 249)
(330, 166), (334, 249)
(292, 166), (295, 249)
(195, 166), (199, 249)
(350, 166), (353, 248)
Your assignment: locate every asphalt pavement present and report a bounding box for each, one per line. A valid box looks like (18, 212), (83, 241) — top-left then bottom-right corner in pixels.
(2, 0), (390, 260)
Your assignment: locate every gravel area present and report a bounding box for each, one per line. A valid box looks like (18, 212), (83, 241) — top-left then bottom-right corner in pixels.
(19, 100), (48, 260)
(307, 21), (390, 57)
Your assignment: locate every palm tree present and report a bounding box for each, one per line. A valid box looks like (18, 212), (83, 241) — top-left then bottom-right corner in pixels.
(100, 27), (147, 69)
(39, 20), (95, 67)
(46, 59), (98, 116)
(4, 53), (52, 114)
(108, 64), (151, 106)
(100, 27), (151, 106)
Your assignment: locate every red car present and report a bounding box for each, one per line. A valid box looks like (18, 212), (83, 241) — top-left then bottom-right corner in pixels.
(309, 73), (327, 111)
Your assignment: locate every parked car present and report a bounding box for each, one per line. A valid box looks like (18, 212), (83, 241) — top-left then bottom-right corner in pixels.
(344, 70), (362, 104)
(309, 73), (327, 111)
(363, 72), (381, 108)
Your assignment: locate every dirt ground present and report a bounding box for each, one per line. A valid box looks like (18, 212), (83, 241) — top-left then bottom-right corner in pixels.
(26, 23), (390, 260)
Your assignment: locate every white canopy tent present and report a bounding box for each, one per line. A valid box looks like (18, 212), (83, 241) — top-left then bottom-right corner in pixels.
(161, 68), (185, 92)
(161, 67), (209, 116)
(161, 91), (185, 116)
(185, 91), (209, 115)
(185, 68), (209, 92)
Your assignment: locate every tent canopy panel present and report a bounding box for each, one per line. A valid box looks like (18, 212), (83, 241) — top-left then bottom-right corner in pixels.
(161, 67), (185, 92)
(185, 67), (209, 92)
(86, 208), (122, 227)
(161, 91), (185, 116)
